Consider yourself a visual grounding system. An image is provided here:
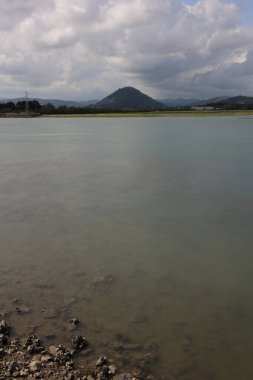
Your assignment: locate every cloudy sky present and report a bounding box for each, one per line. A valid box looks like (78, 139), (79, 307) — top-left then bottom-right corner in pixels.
(0, 0), (253, 100)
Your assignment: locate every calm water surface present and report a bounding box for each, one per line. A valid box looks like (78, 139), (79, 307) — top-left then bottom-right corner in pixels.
(0, 117), (253, 379)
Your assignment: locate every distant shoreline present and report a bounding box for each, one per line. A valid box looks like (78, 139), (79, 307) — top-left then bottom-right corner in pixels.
(1, 110), (253, 119)
(39, 110), (253, 118)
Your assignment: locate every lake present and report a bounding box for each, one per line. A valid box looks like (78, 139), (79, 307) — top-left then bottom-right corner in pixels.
(0, 116), (253, 379)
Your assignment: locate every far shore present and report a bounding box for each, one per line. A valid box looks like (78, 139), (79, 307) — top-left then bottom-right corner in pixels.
(40, 110), (253, 118)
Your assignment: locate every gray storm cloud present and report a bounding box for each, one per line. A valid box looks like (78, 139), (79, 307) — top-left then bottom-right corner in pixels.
(0, 0), (252, 99)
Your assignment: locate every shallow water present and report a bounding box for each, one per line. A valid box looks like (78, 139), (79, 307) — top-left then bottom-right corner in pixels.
(0, 116), (253, 379)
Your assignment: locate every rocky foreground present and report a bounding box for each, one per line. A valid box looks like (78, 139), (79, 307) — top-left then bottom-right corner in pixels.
(0, 320), (148, 380)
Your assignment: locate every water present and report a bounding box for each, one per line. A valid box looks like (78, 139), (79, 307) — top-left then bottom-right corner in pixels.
(0, 116), (253, 379)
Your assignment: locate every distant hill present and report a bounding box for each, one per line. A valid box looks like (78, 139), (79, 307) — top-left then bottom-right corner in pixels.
(158, 96), (229, 107)
(217, 95), (253, 105)
(200, 96), (230, 104)
(96, 87), (165, 110)
(0, 98), (98, 107)
(203, 95), (253, 109)
(157, 98), (202, 107)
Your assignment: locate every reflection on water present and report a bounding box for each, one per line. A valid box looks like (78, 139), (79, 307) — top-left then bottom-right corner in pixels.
(0, 117), (253, 379)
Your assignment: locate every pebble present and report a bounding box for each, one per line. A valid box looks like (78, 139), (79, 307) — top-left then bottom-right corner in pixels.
(72, 335), (89, 350)
(48, 345), (58, 356)
(29, 360), (41, 372)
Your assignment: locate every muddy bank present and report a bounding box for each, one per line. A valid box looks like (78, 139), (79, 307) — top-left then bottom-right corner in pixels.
(0, 319), (157, 380)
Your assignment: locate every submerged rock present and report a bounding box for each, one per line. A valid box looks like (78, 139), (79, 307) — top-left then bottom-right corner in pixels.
(41, 307), (60, 319)
(72, 335), (89, 350)
(15, 305), (31, 315)
(67, 318), (80, 331)
(91, 274), (116, 291)
(11, 298), (20, 304)
(69, 318), (80, 326)
(114, 343), (142, 351)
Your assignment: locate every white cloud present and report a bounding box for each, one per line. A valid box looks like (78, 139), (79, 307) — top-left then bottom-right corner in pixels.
(0, 0), (252, 99)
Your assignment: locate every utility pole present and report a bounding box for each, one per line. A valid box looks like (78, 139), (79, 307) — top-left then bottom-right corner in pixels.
(25, 91), (29, 113)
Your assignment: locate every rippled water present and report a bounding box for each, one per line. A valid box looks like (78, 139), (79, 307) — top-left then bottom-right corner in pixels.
(0, 116), (253, 379)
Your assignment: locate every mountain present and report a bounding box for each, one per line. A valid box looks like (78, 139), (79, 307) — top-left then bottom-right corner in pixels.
(96, 87), (165, 110)
(0, 98), (98, 107)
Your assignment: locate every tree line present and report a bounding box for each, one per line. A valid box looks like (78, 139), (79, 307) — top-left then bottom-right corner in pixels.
(0, 100), (168, 114)
(1, 99), (253, 114)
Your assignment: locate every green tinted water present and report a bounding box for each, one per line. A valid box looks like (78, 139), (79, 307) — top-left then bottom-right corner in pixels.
(0, 117), (253, 379)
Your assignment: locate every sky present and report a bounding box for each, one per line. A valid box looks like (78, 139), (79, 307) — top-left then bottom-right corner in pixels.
(0, 0), (253, 100)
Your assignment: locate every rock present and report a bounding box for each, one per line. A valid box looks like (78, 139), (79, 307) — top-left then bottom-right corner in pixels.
(0, 348), (6, 357)
(0, 311), (8, 318)
(34, 371), (43, 378)
(67, 374), (76, 380)
(7, 361), (19, 374)
(48, 345), (58, 356)
(69, 318), (80, 326)
(31, 354), (42, 362)
(0, 334), (8, 347)
(108, 364), (117, 376)
(0, 320), (145, 380)
(19, 368), (29, 377)
(67, 318), (80, 331)
(96, 356), (108, 367)
(29, 360), (41, 372)
(11, 298), (20, 304)
(54, 345), (73, 365)
(65, 359), (74, 369)
(72, 336), (89, 350)
(0, 320), (10, 336)
(41, 354), (52, 363)
(25, 335), (44, 354)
